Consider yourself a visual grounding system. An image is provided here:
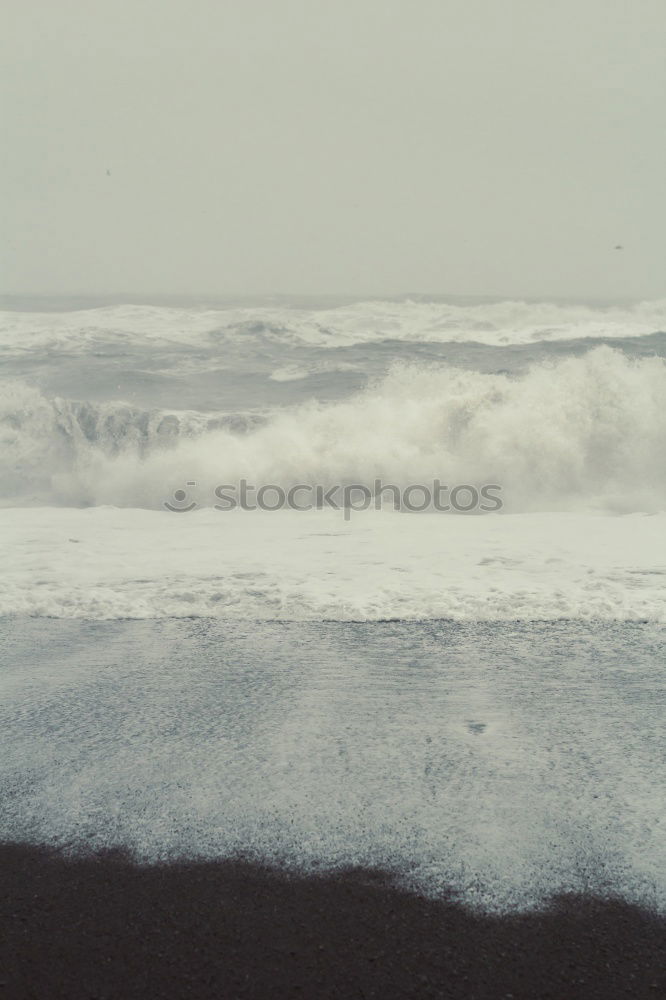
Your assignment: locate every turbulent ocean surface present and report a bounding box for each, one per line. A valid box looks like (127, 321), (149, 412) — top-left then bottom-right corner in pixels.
(1, 296), (665, 911)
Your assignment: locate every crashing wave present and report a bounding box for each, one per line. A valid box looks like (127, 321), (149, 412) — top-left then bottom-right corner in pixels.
(1, 347), (664, 513)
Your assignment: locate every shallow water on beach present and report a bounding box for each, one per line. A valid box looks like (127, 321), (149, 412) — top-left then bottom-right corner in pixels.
(1, 617), (664, 913)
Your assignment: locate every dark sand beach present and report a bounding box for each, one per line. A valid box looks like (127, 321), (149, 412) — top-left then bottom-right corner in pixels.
(2, 845), (665, 999)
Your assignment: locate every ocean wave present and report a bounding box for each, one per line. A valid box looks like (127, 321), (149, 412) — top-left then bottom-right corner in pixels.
(269, 361), (361, 382)
(1, 297), (665, 355)
(1, 348), (664, 513)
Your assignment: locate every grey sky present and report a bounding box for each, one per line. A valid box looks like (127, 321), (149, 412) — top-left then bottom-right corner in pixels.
(2, 0), (665, 299)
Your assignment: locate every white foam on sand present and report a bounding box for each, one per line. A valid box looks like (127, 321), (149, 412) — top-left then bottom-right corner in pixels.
(1, 507), (664, 621)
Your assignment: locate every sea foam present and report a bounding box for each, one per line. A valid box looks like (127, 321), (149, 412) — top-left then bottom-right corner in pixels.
(1, 506), (663, 621)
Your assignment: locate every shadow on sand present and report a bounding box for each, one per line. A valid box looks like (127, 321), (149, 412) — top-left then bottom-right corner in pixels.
(1, 844), (664, 999)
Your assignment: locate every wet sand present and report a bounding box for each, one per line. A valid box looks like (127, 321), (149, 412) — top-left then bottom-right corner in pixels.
(2, 844), (665, 999)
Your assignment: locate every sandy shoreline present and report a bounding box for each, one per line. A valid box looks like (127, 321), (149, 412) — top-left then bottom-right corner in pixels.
(2, 844), (664, 999)
(3, 619), (664, 995)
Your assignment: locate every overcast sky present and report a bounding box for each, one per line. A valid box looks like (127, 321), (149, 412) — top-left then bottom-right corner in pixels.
(2, 0), (665, 299)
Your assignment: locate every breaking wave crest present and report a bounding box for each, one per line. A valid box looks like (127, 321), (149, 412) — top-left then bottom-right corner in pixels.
(2, 347), (665, 513)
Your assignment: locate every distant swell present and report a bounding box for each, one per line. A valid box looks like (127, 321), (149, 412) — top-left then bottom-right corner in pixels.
(1, 297), (665, 354)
